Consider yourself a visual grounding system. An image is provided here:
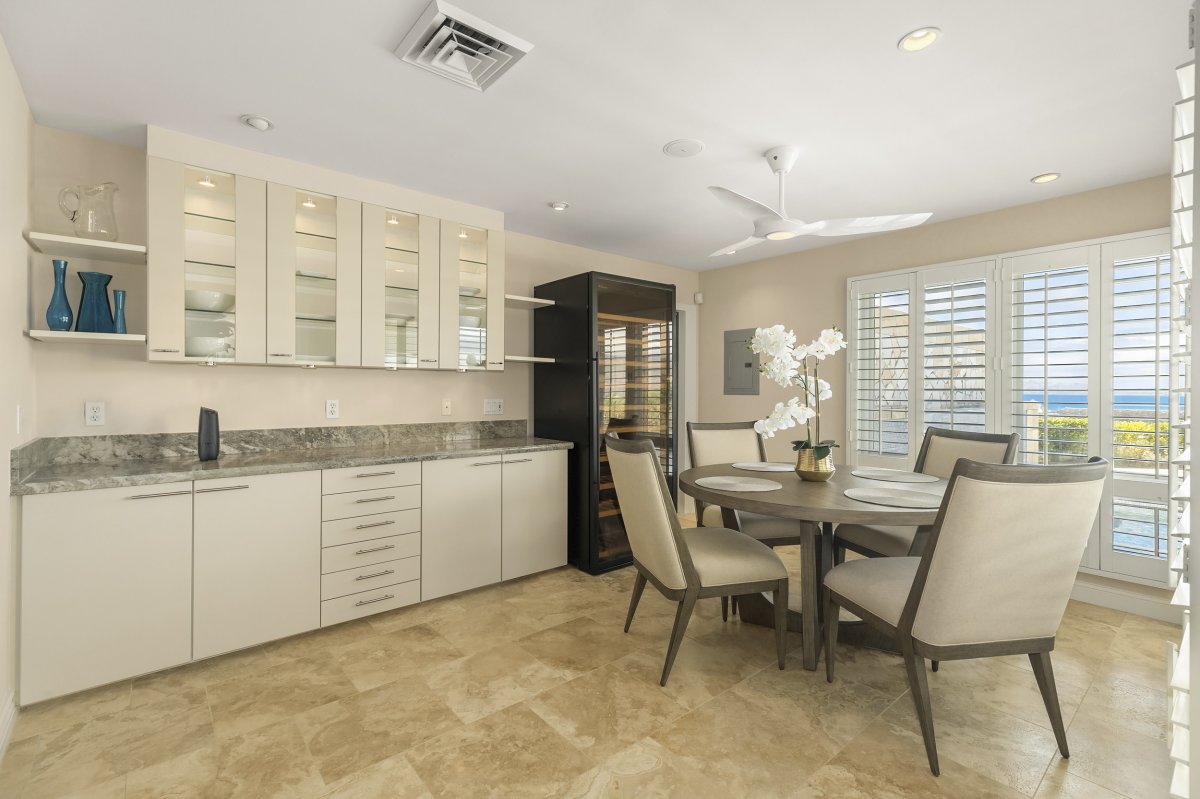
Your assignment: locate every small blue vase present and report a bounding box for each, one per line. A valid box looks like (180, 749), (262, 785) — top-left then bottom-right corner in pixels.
(45, 259), (73, 331)
(112, 289), (127, 334)
(75, 272), (115, 333)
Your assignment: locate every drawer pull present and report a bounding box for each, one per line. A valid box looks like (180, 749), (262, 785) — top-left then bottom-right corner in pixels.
(471, 461), (503, 467)
(126, 489), (191, 500)
(487, 361), (504, 365)
(355, 593), (395, 607)
(355, 544), (396, 555)
(420, 358), (437, 363)
(355, 569), (395, 582)
(506, 458), (532, 464)
(355, 470), (396, 478)
(150, 348), (180, 353)
(269, 353), (293, 358)
(354, 495), (395, 504)
(195, 484), (250, 494)
(354, 519), (396, 531)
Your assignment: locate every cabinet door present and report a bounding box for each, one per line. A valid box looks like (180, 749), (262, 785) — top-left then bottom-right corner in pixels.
(439, 224), (501, 371)
(147, 158), (266, 363)
(502, 450), (567, 580)
(193, 472), (320, 658)
(422, 456), (502, 599)
(361, 206), (440, 369)
(21, 483), (193, 704)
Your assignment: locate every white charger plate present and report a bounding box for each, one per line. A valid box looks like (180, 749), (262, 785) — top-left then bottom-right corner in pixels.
(695, 476), (783, 492)
(851, 467), (940, 484)
(843, 486), (943, 509)
(732, 462), (795, 472)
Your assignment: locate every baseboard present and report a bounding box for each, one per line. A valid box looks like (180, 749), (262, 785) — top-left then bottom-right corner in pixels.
(0, 692), (17, 768)
(1072, 573), (1182, 625)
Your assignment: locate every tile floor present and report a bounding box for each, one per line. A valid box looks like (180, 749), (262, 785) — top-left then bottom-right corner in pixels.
(0, 521), (1179, 798)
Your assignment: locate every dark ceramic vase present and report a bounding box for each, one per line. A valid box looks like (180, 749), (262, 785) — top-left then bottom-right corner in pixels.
(75, 271), (115, 333)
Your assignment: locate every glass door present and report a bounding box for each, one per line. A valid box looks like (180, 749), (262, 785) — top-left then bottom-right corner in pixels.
(362, 206), (437, 369)
(439, 224), (504, 371)
(294, 190), (338, 364)
(182, 167), (238, 362)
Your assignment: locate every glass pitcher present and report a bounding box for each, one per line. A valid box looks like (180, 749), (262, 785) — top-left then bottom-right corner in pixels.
(58, 182), (119, 241)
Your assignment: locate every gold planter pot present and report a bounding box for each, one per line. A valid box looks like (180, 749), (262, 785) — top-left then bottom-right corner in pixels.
(795, 449), (836, 482)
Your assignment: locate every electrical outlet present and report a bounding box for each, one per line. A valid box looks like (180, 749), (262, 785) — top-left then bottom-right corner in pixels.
(325, 399), (340, 420)
(85, 400), (105, 427)
(441, 399), (452, 416)
(483, 399), (504, 415)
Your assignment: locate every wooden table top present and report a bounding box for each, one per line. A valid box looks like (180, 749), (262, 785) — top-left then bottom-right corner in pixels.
(678, 464), (947, 526)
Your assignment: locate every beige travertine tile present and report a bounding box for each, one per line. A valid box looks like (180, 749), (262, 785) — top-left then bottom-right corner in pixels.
(423, 641), (572, 724)
(1097, 617), (1180, 692)
(131, 645), (291, 707)
(406, 704), (590, 799)
(329, 623), (462, 693)
(925, 657), (1088, 733)
(517, 616), (646, 677)
(12, 681), (132, 743)
(0, 734), (44, 796)
(1000, 614), (1121, 688)
(206, 653), (357, 739)
(528, 663), (688, 761)
(1034, 764), (1129, 798)
(424, 601), (544, 656)
(1065, 599), (1128, 628)
(125, 745), (219, 799)
(262, 618), (379, 661)
(611, 633), (768, 710)
(1072, 674), (1168, 741)
(817, 637), (911, 699)
(295, 679), (462, 785)
(1059, 712), (1172, 798)
(563, 738), (729, 799)
(318, 753), (433, 799)
(57, 773), (128, 798)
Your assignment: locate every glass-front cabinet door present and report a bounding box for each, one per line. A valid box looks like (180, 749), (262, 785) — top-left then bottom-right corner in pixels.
(361, 206), (440, 369)
(147, 158), (266, 363)
(266, 184), (361, 366)
(439, 223), (504, 371)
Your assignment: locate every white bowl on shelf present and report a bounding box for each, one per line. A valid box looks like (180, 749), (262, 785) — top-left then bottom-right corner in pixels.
(184, 289), (234, 312)
(186, 336), (232, 357)
(459, 315), (481, 328)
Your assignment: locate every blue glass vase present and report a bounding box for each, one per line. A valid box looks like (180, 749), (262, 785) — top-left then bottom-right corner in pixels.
(75, 272), (115, 333)
(45, 259), (73, 331)
(112, 289), (127, 334)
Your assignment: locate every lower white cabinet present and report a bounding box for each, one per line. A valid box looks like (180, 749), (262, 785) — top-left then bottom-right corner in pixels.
(502, 450), (568, 580)
(193, 472), (321, 659)
(422, 456), (503, 600)
(21, 482), (194, 704)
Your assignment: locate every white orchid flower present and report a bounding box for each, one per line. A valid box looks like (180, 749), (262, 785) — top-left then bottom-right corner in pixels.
(755, 397), (815, 438)
(818, 328), (847, 354)
(818, 378), (832, 401)
(750, 325), (796, 361)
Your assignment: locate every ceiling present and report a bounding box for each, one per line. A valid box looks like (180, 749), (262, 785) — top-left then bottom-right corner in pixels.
(0, 1), (1189, 270)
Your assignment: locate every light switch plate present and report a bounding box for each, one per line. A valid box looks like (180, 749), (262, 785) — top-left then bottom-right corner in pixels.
(325, 399), (339, 419)
(483, 399), (504, 415)
(85, 400), (105, 427)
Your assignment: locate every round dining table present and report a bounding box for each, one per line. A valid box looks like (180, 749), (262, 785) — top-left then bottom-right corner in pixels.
(678, 463), (947, 671)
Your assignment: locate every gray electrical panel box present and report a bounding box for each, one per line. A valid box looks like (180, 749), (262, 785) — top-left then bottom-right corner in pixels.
(724, 329), (759, 395)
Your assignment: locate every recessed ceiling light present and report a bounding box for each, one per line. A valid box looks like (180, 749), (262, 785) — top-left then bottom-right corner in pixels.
(662, 139), (705, 158)
(197, 175), (215, 188)
(549, 201), (570, 212)
(1030, 172), (1061, 184)
(302, 196), (317, 208)
(898, 27), (941, 52)
(240, 114), (274, 131)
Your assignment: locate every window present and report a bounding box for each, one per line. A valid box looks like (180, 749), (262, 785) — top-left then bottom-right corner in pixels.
(853, 283), (911, 459)
(923, 278), (987, 433)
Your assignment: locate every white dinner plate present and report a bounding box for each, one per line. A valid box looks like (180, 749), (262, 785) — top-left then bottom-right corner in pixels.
(851, 468), (940, 484)
(843, 486), (943, 509)
(695, 476), (783, 492)
(732, 462), (795, 472)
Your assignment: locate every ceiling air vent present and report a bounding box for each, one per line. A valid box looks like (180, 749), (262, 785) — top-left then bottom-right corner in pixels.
(395, 0), (533, 92)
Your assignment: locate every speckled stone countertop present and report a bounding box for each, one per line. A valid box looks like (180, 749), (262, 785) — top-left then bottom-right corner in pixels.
(11, 422), (572, 496)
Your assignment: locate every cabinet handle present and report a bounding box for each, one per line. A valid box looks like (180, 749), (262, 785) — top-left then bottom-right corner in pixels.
(355, 544), (396, 555)
(471, 461), (503, 467)
(195, 484), (250, 494)
(506, 458), (532, 464)
(355, 569), (395, 582)
(354, 519), (396, 531)
(355, 593), (395, 607)
(355, 470), (396, 478)
(269, 353), (293, 358)
(420, 359), (437, 363)
(150, 348), (180, 353)
(354, 495), (395, 504)
(126, 489), (191, 500)
(487, 361), (504, 365)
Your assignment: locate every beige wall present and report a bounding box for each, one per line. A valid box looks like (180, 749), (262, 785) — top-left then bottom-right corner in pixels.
(698, 176), (1171, 460)
(27, 126), (699, 436)
(1, 35), (34, 733)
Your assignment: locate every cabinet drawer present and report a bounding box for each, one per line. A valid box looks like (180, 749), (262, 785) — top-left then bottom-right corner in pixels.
(321, 556), (421, 600)
(323, 463), (420, 495)
(322, 532), (421, 574)
(322, 509), (420, 548)
(322, 484), (420, 521)
(321, 580), (420, 627)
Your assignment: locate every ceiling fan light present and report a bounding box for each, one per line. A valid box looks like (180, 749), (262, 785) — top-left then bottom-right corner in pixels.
(898, 27), (941, 52)
(765, 231), (797, 241)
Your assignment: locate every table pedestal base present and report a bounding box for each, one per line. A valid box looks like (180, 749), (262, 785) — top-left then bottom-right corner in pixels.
(734, 592), (902, 655)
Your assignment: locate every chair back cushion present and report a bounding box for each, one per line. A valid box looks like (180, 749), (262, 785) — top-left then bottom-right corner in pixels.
(690, 426), (761, 468)
(911, 468), (1104, 647)
(607, 442), (688, 589)
(920, 435), (1013, 479)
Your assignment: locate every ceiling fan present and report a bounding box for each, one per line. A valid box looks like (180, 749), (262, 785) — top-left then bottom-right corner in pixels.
(708, 145), (933, 257)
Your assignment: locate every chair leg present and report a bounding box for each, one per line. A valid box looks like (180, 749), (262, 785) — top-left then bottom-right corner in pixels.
(824, 590), (840, 683)
(902, 642), (940, 776)
(931, 660), (939, 672)
(624, 571), (647, 633)
(721, 596), (729, 622)
(660, 591), (698, 686)
(1029, 651), (1070, 758)
(773, 579), (788, 669)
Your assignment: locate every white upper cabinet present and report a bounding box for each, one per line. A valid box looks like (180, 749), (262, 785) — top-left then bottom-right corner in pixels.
(361, 205), (441, 369)
(440, 224), (505, 371)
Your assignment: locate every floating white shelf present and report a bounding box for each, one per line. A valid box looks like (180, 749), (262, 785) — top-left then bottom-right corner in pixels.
(504, 294), (555, 309)
(505, 355), (556, 364)
(27, 330), (146, 344)
(24, 231), (147, 265)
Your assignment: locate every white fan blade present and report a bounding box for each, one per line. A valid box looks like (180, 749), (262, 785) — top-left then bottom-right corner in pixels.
(709, 236), (766, 257)
(708, 186), (783, 221)
(806, 212), (932, 237)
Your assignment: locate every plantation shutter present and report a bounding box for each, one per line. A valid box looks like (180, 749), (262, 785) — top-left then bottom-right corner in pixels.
(922, 276), (988, 433)
(850, 275), (913, 463)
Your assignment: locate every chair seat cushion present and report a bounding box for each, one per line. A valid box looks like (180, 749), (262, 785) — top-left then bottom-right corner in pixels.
(835, 523), (917, 558)
(823, 557), (920, 627)
(683, 527), (787, 588)
(701, 505), (813, 544)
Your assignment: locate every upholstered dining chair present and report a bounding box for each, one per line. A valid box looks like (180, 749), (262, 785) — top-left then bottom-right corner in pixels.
(686, 421), (817, 619)
(823, 456), (1108, 776)
(605, 433), (789, 685)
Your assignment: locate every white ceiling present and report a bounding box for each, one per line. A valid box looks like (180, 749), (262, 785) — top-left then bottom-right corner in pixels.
(0, 1), (1189, 270)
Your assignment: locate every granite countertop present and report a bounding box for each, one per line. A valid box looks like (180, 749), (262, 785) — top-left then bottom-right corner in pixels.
(12, 436), (572, 496)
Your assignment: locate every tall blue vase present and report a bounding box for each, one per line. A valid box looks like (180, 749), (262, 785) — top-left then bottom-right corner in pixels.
(112, 289), (127, 334)
(75, 272), (115, 333)
(45, 259), (73, 331)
